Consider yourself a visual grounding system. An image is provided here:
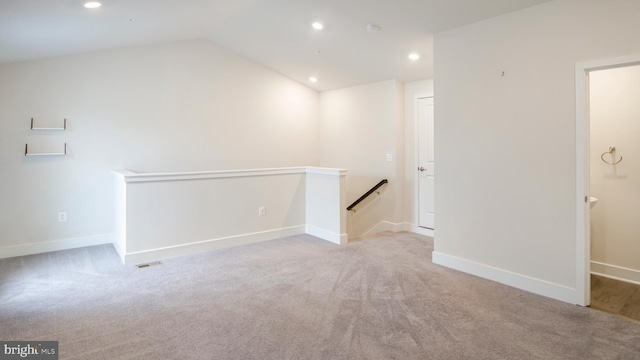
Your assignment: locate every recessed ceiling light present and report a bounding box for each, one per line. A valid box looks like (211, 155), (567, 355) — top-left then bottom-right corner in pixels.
(366, 24), (382, 32)
(408, 53), (420, 60)
(84, 1), (102, 8)
(309, 77), (318, 83)
(311, 22), (324, 30)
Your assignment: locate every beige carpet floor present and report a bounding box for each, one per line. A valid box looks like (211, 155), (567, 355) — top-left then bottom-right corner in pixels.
(1, 231), (640, 359)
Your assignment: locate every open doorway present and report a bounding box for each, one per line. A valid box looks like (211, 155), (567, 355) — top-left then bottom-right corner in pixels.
(576, 55), (640, 315)
(588, 65), (640, 321)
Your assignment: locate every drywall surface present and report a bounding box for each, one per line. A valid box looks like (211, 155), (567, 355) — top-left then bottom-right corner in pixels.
(113, 167), (346, 264)
(0, 39), (320, 256)
(403, 80), (434, 227)
(318, 80), (402, 237)
(434, 0), (640, 303)
(590, 65), (640, 283)
(306, 168), (348, 245)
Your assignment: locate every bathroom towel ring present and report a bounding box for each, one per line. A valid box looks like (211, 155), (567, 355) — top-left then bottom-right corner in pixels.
(601, 146), (623, 165)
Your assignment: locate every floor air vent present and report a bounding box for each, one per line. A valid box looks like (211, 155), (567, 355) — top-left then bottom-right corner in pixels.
(136, 261), (162, 269)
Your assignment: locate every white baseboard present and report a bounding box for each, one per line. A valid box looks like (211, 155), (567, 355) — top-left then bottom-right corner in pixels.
(121, 226), (307, 264)
(306, 225), (348, 245)
(1, 225), (347, 265)
(432, 251), (579, 305)
(591, 261), (640, 285)
(112, 238), (126, 262)
(0, 234), (113, 260)
(362, 221), (403, 236)
(404, 224), (434, 237)
(363, 221), (434, 237)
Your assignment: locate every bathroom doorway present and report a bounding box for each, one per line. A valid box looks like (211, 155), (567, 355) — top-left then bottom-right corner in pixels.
(576, 55), (640, 316)
(588, 64), (640, 320)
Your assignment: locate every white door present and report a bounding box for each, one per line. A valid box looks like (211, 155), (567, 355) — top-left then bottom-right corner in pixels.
(418, 97), (435, 229)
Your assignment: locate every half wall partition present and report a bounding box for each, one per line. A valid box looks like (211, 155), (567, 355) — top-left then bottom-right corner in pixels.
(113, 167), (347, 264)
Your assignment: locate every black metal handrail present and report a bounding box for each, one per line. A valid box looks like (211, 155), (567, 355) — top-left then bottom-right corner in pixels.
(347, 179), (388, 211)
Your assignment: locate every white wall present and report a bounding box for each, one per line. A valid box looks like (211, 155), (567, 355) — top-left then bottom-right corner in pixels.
(0, 39), (320, 256)
(433, 0), (640, 304)
(590, 65), (640, 283)
(318, 80), (404, 237)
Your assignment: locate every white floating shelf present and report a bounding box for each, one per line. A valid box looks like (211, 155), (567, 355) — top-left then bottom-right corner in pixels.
(30, 118), (66, 130)
(24, 143), (67, 156)
(25, 152), (66, 156)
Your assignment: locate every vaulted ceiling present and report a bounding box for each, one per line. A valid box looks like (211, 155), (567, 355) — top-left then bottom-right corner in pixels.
(0, 0), (553, 91)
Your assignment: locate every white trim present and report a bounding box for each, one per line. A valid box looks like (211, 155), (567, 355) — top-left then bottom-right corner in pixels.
(305, 225), (348, 245)
(112, 237), (126, 262)
(114, 167), (346, 183)
(575, 53), (640, 307)
(363, 221), (434, 238)
(116, 168), (303, 183)
(575, 62), (590, 306)
(405, 224), (434, 237)
(433, 251), (577, 304)
(363, 221), (404, 235)
(305, 167), (348, 176)
(0, 234), (112, 260)
(576, 54), (640, 72)
(591, 261), (640, 285)
(10, 224), (346, 265)
(120, 226), (306, 264)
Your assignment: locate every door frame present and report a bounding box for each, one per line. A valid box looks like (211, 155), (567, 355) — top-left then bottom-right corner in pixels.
(575, 53), (640, 306)
(414, 94), (434, 233)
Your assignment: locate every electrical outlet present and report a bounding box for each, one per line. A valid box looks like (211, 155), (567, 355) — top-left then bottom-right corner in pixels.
(58, 212), (67, 222)
(386, 153), (393, 162)
(258, 206), (266, 216)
